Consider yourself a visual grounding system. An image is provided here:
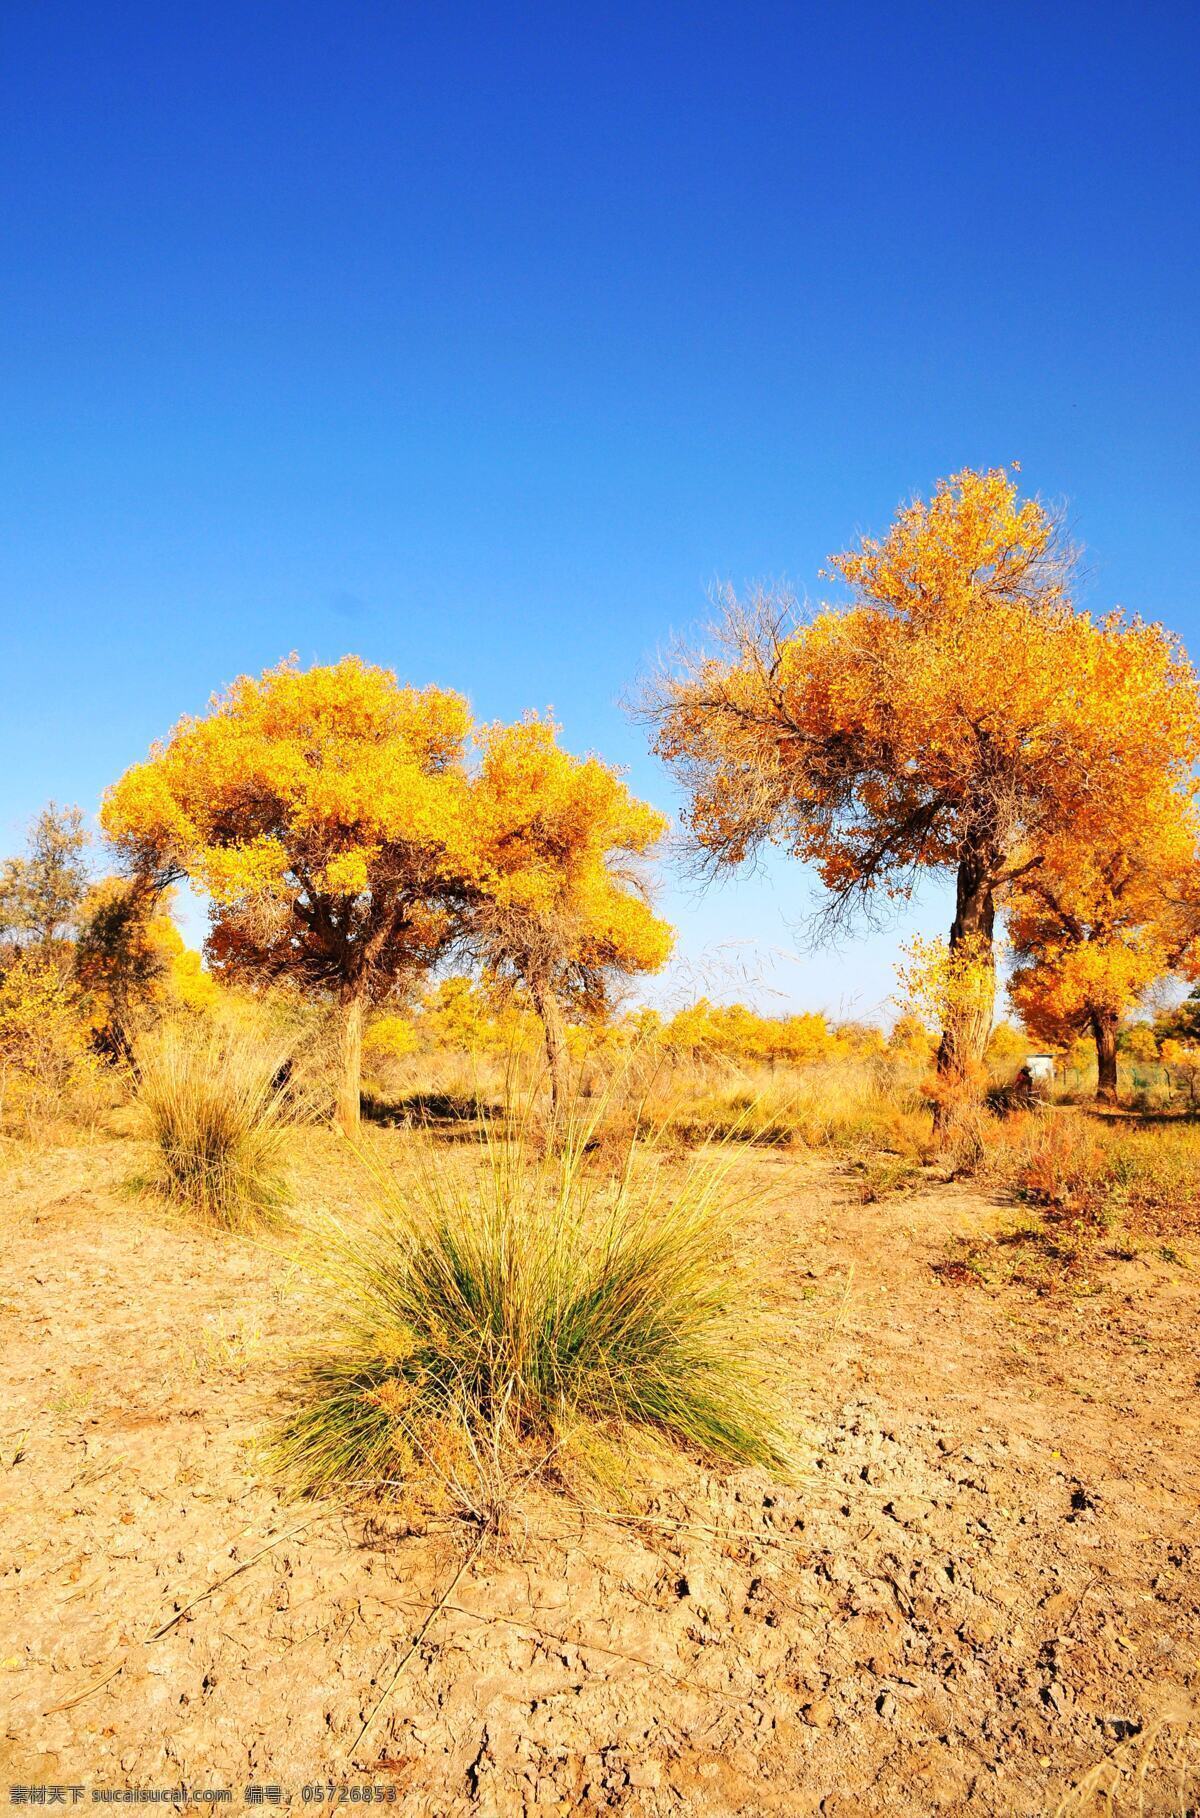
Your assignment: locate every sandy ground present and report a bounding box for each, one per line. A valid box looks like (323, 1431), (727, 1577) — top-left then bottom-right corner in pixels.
(1, 1132), (1198, 1815)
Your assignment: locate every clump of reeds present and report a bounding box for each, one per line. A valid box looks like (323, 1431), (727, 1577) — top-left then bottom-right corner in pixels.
(135, 1022), (297, 1229)
(273, 1109), (793, 1512)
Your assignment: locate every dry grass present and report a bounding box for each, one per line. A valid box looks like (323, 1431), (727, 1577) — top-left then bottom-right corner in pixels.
(934, 1108), (1200, 1291)
(134, 1021), (298, 1229)
(1052, 1702), (1197, 1814)
(640, 1060), (932, 1162)
(651, 1083), (802, 1148)
(978, 1109), (1200, 1222)
(272, 1108), (795, 1518)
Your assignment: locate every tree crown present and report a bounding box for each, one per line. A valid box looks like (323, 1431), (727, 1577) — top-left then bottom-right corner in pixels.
(648, 468), (1200, 920)
(101, 656), (476, 999)
(1007, 795), (1200, 1044)
(0, 803), (90, 948)
(471, 714), (673, 1005)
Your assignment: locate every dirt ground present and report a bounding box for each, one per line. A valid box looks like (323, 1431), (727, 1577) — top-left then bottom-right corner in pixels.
(2, 1132), (1197, 1815)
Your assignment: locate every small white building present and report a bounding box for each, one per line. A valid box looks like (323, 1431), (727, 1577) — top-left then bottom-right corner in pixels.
(1025, 1054), (1057, 1084)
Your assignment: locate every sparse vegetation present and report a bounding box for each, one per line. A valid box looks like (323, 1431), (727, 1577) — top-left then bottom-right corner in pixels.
(931, 1108), (1200, 1291)
(985, 1110), (1200, 1222)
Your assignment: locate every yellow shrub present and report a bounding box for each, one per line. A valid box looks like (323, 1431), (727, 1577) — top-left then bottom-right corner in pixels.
(0, 950), (101, 1127)
(364, 1012), (420, 1063)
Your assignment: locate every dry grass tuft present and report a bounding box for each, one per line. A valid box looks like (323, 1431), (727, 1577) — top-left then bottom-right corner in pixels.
(272, 1109), (794, 1518)
(134, 1021), (297, 1229)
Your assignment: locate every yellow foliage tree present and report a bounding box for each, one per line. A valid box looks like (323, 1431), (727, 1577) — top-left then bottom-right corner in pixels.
(985, 1021), (1030, 1074)
(1160, 1038), (1200, 1108)
(661, 998), (720, 1060)
(1007, 799), (1200, 1104)
(0, 803), (90, 952)
(0, 948), (98, 1123)
(101, 657), (476, 1132)
(763, 1011), (840, 1066)
(1125, 1023), (1159, 1066)
(887, 1013), (936, 1068)
(470, 716), (674, 1115)
(362, 1011), (420, 1067)
(646, 467), (1200, 1119)
(418, 975), (505, 1053)
(896, 932), (997, 1055)
(623, 1005), (663, 1047)
(73, 877), (217, 1058)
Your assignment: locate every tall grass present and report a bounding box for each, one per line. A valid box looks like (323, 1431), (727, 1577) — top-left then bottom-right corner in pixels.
(936, 1108), (1200, 1291)
(273, 1112), (793, 1512)
(646, 1060), (931, 1158)
(135, 1022), (296, 1229)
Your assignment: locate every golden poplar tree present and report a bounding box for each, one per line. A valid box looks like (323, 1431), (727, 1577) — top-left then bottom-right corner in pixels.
(470, 716), (673, 1116)
(73, 876), (217, 1060)
(0, 803), (90, 953)
(645, 467), (1200, 1117)
(1007, 798), (1200, 1103)
(102, 657), (476, 1132)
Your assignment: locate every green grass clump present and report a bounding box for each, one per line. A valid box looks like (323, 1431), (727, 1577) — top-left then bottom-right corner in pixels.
(274, 1118), (793, 1508)
(135, 1022), (295, 1229)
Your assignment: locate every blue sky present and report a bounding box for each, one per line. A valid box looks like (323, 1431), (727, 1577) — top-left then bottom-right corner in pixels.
(2, 1), (1197, 1021)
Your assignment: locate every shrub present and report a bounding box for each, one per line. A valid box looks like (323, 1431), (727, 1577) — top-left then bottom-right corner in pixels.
(273, 1121), (793, 1511)
(135, 1022), (296, 1228)
(0, 949), (104, 1131)
(980, 1111), (1200, 1224)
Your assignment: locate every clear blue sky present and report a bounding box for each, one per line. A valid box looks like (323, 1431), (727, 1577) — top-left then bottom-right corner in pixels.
(2, 1), (1197, 1021)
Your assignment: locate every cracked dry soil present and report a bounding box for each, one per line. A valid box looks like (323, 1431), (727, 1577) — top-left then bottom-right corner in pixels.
(1, 1135), (1197, 1814)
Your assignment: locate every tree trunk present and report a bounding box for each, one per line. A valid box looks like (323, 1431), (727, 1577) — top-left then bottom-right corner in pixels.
(1091, 1007), (1119, 1106)
(933, 845), (998, 1132)
(530, 976), (568, 1123)
(336, 986), (365, 1137)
